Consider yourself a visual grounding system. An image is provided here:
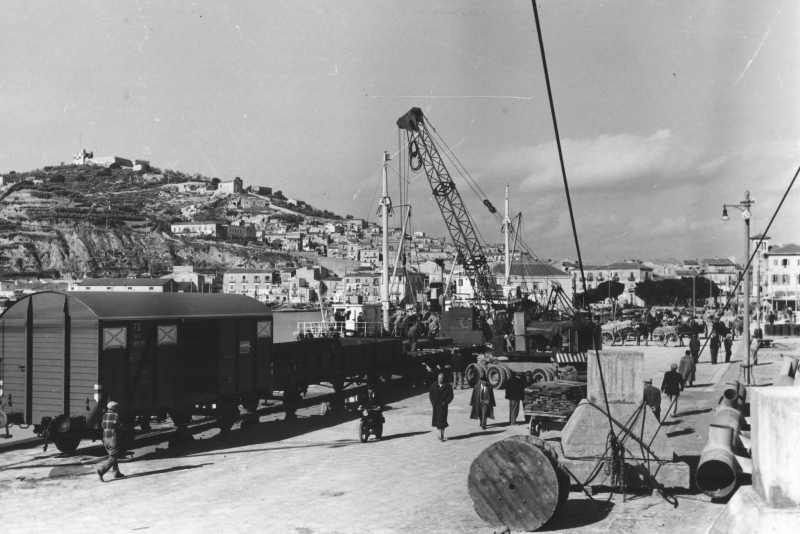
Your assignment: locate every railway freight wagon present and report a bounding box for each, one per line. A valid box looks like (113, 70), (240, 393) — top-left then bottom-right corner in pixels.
(272, 337), (404, 394)
(0, 291), (273, 453)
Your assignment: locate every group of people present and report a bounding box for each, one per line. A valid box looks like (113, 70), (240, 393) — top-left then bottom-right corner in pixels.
(429, 369), (527, 441)
(642, 331), (736, 421)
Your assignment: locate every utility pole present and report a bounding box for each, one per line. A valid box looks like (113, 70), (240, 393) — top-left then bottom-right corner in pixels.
(381, 151), (392, 332)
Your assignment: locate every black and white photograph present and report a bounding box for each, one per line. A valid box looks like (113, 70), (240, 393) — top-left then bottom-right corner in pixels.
(1, 2), (799, 532)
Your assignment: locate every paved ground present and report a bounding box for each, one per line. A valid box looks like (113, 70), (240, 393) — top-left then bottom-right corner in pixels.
(1, 334), (790, 534)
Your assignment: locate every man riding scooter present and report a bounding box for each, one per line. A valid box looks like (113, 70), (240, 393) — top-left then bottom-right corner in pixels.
(358, 381), (384, 442)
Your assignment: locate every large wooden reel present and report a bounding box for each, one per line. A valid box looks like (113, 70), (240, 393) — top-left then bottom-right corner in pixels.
(468, 435), (569, 532)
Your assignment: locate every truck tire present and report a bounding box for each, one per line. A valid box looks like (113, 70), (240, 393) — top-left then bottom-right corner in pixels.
(169, 408), (193, 427)
(530, 367), (550, 384)
(53, 433), (81, 454)
(465, 363), (481, 387)
(241, 394), (260, 413)
(486, 364), (506, 390)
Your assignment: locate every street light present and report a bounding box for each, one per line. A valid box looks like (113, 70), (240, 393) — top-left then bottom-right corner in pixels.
(722, 190), (755, 384)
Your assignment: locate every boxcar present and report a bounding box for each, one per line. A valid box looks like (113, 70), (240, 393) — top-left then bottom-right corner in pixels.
(0, 291), (273, 453)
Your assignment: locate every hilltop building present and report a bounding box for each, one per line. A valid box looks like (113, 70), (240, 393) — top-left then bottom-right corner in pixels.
(71, 278), (180, 292)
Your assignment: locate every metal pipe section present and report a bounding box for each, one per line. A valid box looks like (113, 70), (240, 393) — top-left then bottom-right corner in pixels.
(696, 424), (739, 498)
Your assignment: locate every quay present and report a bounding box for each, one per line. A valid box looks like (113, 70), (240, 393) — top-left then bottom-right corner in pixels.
(2, 334), (795, 533)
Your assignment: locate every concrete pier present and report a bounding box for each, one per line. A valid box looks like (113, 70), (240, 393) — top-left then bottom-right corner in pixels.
(707, 388), (800, 533)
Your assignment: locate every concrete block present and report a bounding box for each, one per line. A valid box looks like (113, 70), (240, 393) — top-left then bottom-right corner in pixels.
(560, 457), (690, 489)
(587, 351), (643, 404)
(706, 486), (800, 534)
(751, 388), (800, 508)
(561, 400), (674, 461)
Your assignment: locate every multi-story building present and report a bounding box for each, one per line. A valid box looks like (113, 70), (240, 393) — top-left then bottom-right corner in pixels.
(225, 224), (257, 241)
(171, 221), (223, 237)
(343, 269), (382, 303)
(699, 258), (742, 302)
(217, 177), (243, 195)
(579, 262), (654, 306)
(222, 268), (280, 302)
(763, 243), (800, 312)
(160, 265), (212, 292)
(491, 263), (574, 303)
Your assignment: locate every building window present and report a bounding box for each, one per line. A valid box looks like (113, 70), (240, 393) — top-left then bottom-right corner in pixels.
(772, 275), (779, 284)
(127, 287), (133, 290)
(782, 274), (790, 285)
(254, 276), (260, 283)
(782, 259), (789, 267)
(242, 275), (247, 282)
(149, 287), (154, 291)
(242, 284), (248, 292)
(774, 259), (778, 266)
(106, 287), (112, 290)
(229, 284), (234, 291)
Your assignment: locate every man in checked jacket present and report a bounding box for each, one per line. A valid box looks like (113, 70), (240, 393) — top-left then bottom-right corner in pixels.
(97, 401), (126, 481)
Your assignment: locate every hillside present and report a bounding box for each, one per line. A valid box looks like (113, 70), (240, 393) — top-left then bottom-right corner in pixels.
(0, 163), (345, 279)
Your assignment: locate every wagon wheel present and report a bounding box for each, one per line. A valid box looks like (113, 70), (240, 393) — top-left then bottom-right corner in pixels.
(665, 332), (679, 347)
(52, 433), (81, 455)
(601, 332), (614, 346)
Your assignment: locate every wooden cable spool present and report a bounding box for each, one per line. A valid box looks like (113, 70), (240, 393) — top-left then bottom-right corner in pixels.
(468, 435), (569, 532)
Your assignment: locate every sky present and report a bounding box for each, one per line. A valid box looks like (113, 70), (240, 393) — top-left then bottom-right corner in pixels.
(1, 0), (799, 263)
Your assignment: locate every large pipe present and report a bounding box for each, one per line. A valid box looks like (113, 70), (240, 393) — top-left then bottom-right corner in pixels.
(696, 424), (739, 498)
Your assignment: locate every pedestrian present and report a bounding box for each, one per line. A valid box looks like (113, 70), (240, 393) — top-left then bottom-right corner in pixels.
(689, 334), (701, 363)
(643, 378), (662, 422)
(709, 332), (720, 365)
(429, 372), (454, 441)
(724, 334), (733, 363)
(470, 375), (496, 430)
(356, 312), (365, 335)
(504, 371), (526, 426)
(97, 401), (126, 482)
(678, 349), (695, 387)
(450, 349), (465, 390)
(407, 322), (420, 351)
(661, 363), (685, 417)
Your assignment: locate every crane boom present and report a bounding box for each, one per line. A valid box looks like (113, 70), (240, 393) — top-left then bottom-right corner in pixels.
(397, 108), (496, 306)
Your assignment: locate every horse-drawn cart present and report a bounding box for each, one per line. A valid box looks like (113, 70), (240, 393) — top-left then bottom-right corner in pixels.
(652, 325), (680, 346)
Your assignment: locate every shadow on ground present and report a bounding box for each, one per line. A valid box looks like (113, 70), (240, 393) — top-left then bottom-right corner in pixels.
(539, 498), (614, 531)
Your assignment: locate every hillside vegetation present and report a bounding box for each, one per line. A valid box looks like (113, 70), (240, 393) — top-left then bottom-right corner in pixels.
(0, 164), (333, 279)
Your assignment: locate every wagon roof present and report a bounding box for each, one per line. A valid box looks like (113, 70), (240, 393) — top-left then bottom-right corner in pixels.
(4, 291), (271, 321)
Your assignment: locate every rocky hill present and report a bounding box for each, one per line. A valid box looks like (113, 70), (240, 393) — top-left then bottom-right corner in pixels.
(0, 164), (340, 280)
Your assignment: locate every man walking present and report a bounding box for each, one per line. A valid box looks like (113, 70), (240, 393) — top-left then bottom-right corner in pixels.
(643, 378), (662, 422)
(689, 334), (701, 364)
(724, 334), (733, 363)
(450, 350), (465, 390)
(97, 401), (126, 481)
(678, 349), (696, 387)
(429, 373), (454, 441)
(661, 364), (684, 417)
(709, 332), (720, 365)
(407, 322), (420, 352)
(504, 371), (526, 426)
(470, 375), (496, 430)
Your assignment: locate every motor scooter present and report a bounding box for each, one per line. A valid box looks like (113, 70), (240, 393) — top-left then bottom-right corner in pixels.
(358, 402), (384, 443)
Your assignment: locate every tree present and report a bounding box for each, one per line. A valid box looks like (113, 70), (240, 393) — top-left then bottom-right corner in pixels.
(318, 280), (328, 297)
(579, 280), (625, 306)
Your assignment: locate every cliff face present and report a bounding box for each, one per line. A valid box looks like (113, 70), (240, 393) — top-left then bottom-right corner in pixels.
(0, 165), (301, 278)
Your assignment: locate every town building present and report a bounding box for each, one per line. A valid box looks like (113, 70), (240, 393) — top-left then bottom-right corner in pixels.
(171, 222), (224, 237)
(161, 265), (212, 292)
(217, 177), (243, 195)
(222, 268), (280, 302)
(71, 278), (181, 292)
(699, 258), (742, 302)
(491, 263), (574, 303)
(763, 243), (800, 312)
(225, 223), (257, 241)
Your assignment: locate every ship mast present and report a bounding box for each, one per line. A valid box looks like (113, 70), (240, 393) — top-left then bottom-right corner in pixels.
(503, 184), (511, 286)
(381, 151), (392, 331)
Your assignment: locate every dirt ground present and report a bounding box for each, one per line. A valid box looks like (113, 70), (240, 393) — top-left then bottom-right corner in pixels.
(2, 334), (793, 534)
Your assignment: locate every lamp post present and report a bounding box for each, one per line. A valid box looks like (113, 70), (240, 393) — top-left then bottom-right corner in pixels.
(722, 190), (755, 384)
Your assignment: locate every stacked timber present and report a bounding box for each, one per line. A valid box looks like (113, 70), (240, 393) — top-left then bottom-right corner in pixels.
(523, 381), (584, 416)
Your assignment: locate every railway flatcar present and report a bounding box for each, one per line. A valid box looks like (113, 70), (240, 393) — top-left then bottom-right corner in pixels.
(0, 291), (273, 453)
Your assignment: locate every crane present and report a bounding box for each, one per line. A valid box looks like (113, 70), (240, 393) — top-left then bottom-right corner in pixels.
(396, 108), (498, 307)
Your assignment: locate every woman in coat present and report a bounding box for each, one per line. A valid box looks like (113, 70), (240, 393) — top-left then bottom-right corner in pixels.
(429, 373), (454, 441)
(678, 349), (696, 387)
(470, 375), (496, 429)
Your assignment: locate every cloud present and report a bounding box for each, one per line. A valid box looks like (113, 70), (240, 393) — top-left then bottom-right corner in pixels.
(485, 129), (697, 192)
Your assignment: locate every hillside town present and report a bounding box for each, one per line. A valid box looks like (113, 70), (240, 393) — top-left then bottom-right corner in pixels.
(0, 154), (798, 321)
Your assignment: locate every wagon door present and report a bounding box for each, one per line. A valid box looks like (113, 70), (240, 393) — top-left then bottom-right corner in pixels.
(30, 294), (66, 425)
(219, 320), (237, 395)
(1, 300), (29, 424)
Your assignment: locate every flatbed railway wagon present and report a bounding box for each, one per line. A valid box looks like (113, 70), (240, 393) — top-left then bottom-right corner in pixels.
(272, 337), (404, 396)
(0, 291), (273, 453)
